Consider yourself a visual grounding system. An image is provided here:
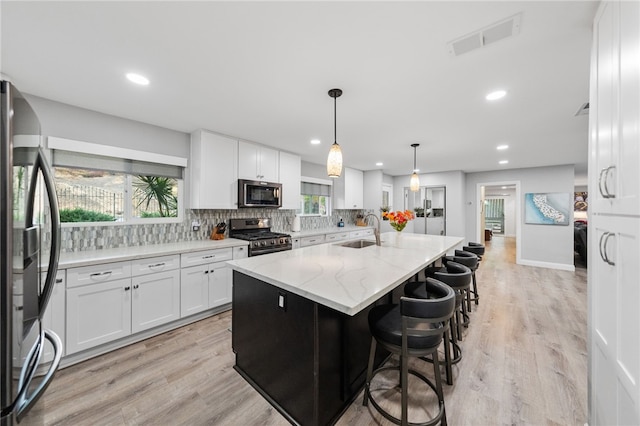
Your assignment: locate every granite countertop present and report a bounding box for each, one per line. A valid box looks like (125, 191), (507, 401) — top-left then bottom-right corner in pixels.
(226, 232), (463, 316)
(57, 238), (249, 269)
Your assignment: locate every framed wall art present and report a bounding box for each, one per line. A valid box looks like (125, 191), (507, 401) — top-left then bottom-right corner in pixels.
(524, 192), (571, 226)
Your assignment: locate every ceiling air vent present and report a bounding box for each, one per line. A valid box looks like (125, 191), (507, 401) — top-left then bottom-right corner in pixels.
(574, 102), (589, 116)
(447, 13), (522, 56)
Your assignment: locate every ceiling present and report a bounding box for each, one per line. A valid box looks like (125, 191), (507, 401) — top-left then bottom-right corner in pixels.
(1, 1), (597, 179)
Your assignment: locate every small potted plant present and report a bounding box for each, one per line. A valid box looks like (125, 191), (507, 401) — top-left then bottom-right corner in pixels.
(414, 207), (425, 217)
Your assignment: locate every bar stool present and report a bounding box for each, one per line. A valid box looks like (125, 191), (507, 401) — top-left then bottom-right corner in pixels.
(405, 263), (472, 385)
(462, 242), (485, 306)
(443, 250), (479, 314)
(363, 280), (455, 426)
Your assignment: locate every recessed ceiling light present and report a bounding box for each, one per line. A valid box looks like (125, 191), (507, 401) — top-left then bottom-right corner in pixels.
(126, 73), (149, 85)
(496, 144), (509, 150)
(501, 186), (507, 189)
(375, 162), (383, 166)
(499, 160), (509, 165)
(310, 139), (321, 145)
(486, 90), (507, 101)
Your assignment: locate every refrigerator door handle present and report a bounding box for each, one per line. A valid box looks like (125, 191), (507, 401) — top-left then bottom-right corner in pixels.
(25, 147), (61, 318)
(15, 329), (63, 422)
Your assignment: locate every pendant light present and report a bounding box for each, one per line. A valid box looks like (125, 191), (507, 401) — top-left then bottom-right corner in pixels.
(410, 143), (420, 192)
(327, 88), (343, 178)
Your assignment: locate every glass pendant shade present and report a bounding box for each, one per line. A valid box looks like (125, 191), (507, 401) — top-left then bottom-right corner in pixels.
(327, 88), (343, 178)
(410, 143), (420, 191)
(410, 172), (420, 192)
(327, 142), (343, 178)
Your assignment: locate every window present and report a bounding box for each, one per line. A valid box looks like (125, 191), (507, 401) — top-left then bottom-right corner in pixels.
(300, 179), (332, 216)
(49, 138), (185, 225)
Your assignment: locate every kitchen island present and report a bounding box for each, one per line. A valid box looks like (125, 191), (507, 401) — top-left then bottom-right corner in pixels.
(227, 232), (463, 425)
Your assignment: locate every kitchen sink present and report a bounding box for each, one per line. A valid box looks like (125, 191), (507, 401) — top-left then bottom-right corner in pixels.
(338, 239), (378, 249)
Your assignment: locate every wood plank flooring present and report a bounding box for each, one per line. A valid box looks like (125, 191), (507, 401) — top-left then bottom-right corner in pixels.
(24, 236), (587, 425)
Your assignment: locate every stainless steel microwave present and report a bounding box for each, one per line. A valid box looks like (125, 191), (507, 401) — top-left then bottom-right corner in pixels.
(238, 179), (282, 208)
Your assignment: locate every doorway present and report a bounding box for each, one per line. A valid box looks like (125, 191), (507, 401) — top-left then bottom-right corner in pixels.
(405, 185), (446, 235)
(476, 181), (521, 264)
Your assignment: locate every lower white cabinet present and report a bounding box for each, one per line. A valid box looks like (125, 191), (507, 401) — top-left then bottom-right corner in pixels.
(66, 277), (132, 355)
(301, 235), (325, 247)
(180, 248), (234, 318)
(131, 269), (180, 334)
(325, 232), (350, 242)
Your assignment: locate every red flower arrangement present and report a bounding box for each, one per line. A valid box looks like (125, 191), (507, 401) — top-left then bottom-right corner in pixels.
(381, 210), (415, 232)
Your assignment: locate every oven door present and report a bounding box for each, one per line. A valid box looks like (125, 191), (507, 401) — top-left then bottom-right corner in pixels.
(239, 180), (281, 208)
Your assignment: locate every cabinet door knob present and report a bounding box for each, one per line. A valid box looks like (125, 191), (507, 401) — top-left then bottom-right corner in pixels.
(124, 286), (131, 291)
(133, 284), (139, 289)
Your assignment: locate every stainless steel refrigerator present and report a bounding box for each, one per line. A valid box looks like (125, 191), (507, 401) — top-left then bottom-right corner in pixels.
(1, 80), (62, 425)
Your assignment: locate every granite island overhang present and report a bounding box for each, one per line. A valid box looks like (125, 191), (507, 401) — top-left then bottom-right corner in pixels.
(226, 232), (463, 425)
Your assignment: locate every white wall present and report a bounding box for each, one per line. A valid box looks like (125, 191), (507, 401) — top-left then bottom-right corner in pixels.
(25, 95), (190, 158)
(392, 170), (465, 238)
(465, 165), (575, 270)
(363, 170), (383, 210)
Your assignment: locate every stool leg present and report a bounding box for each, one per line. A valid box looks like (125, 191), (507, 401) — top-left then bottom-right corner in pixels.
(433, 349), (447, 426)
(472, 272), (479, 305)
(363, 338), (377, 407)
(443, 328), (453, 385)
(401, 353), (408, 426)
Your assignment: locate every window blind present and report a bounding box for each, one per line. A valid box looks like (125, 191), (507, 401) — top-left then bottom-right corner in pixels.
(301, 181), (331, 196)
(52, 150), (183, 179)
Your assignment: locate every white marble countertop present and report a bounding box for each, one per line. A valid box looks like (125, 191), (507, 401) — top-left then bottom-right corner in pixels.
(227, 232), (463, 316)
(58, 239), (249, 269)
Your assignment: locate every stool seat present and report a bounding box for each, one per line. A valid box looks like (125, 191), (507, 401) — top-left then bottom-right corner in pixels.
(369, 304), (444, 350)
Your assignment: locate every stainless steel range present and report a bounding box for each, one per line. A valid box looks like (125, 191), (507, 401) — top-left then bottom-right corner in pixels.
(229, 218), (292, 257)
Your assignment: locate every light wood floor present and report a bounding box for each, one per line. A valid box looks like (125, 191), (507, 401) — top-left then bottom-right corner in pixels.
(25, 236), (587, 425)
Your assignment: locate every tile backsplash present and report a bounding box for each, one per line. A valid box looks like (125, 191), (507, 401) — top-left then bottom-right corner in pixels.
(57, 208), (373, 253)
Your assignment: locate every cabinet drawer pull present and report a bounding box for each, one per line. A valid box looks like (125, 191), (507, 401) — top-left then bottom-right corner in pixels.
(55, 278), (63, 283)
(202, 255), (215, 259)
(148, 262), (166, 269)
(89, 271), (112, 280)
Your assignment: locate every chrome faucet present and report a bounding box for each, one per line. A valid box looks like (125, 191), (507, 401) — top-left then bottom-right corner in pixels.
(363, 213), (381, 246)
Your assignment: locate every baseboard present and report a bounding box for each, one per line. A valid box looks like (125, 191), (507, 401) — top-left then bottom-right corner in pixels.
(517, 258), (575, 272)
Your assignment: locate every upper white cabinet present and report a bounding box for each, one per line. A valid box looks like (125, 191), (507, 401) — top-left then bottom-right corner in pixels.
(334, 167), (364, 209)
(238, 141), (279, 182)
(190, 130), (238, 209)
(589, 1), (640, 215)
(279, 151), (301, 210)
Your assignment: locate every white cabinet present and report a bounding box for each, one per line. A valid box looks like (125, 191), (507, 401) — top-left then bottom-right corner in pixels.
(589, 2), (640, 425)
(334, 167), (364, 209)
(190, 130), (238, 209)
(325, 232), (350, 242)
(238, 141), (279, 182)
(300, 235), (326, 247)
(292, 237), (301, 249)
(42, 270), (66, 360)
(349, 229), (374, 239)
(590, 215), (640, 425)
(180, 248), (234, 317)
(66, 276), (132, 355)
(233, 245), (249, 259)
(66, 256), (180, 354)
(279, 151), (301, 210)
(131, 255), (180, 334)
(589, 1), (640, 216)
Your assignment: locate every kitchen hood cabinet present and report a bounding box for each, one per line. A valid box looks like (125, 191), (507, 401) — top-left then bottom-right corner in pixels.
(190, 130), (238, 209)
(238, 141), (279, 182)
